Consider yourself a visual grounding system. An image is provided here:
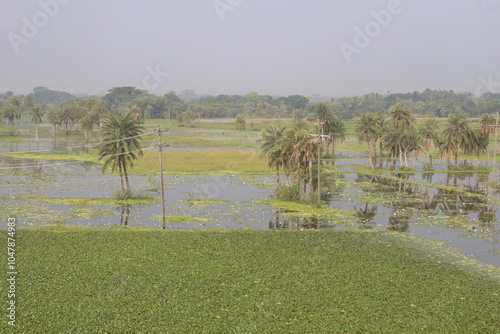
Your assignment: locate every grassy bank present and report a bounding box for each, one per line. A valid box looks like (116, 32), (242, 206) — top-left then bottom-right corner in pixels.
(135, 149), (269, 174)
(5, 229), (499, 333)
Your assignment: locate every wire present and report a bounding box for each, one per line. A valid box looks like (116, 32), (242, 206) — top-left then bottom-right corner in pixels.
(2, 132), (154, 155)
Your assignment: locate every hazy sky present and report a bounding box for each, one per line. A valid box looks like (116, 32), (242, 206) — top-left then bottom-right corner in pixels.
(1, 0), (499, 97)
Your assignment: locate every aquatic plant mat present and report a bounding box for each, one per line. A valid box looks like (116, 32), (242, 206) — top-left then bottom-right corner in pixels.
(5, 229), (498, 333)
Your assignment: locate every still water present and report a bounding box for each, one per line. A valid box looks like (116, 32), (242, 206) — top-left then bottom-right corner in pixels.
(0, 155), (498, 266)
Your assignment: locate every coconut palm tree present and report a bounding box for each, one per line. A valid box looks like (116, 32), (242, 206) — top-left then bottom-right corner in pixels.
(260, 124), (287, 195)
(31, 105), (43, 143)
(418, 119), (440, 166)
(326, 114), (345, 157)
(236, 115), (246, 131)
(461, 129), (488, 165)
(86, 98), (108, 131)
(23, 95), (34, 111)
(79, 112), (95, 142)
(442, 113), (471, 165)
(315, 103), (331, 135)
(480, 113), (496, 165)
(356, 113), (383, 169)
(3, 96), (22, 134)
(97, 111), (145, 198)
(437, 138), (454, 165)
(388, 103), (415, 131)
(130, 105), (143, 120)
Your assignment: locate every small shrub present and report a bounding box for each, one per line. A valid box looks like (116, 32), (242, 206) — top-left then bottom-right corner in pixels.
(115, 189), (133, 200)
(277, 185), (300, 201)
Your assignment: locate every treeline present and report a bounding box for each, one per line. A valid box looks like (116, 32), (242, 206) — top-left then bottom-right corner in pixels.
(1, 87), (500, 133)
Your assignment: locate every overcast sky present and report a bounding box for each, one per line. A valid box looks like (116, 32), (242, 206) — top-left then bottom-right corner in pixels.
(1, 0), (499, 97)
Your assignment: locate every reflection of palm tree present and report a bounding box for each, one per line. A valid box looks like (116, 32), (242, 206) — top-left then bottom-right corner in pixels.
(355, 203), (377, 228)
(119, 204), (131, 225)
(478, 205), (496, 223)
(387, 212), (410, 232)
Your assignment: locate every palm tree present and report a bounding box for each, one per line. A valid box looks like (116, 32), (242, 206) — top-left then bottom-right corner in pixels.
(236, 115), (246, 131)
(86, 98), (108, 131)
(79, 112), (95, 142)
(315, 103), (331, 135)
(442, 113), (471, 165)
(23, 95), (34, 112)
(387, 103), (417, 167)
(461, 129), (487, 165)
(260, 124), (287, 195)
(291, 128), (315, 197)
(3, 96), (22, 134)
(418, 119), (440, 166)
(480, 113), (496, 166)
(130, 105), (143, 120)
(356, 113), (383, 169)
(437, 138), (454, 165)
(388, 103), (415, 131)
(47, 108), (62, 134)
(326, 114), (345, 156)
(31, 105), (43, 143)
(98, 111), (145, 198)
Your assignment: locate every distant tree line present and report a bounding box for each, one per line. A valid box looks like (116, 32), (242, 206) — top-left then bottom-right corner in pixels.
(1, 86), (499, 139)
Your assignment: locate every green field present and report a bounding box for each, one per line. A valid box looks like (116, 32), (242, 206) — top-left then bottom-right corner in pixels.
(4, 229), (499, 333)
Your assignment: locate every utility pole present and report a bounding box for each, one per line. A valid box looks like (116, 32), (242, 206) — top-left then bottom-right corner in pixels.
(153, 126), (169, 229)
(311, 119), (327, 205)
(317, 119), (322, 204)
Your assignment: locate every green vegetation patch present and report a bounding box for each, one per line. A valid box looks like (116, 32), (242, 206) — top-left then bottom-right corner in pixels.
(258, 199), (356, 223)
(3, 150), (97, 161)
(6, 230), (499, 333)
(151, 214), (210, 223)
(181, 198), (229, 204)
(0, 196), (156, 206)
(135, 149), (270, 174)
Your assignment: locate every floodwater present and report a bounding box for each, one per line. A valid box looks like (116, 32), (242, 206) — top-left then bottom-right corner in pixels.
(0, 152), (498, 267)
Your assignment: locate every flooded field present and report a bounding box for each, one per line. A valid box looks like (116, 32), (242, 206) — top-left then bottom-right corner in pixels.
(0, 151), (498, 266)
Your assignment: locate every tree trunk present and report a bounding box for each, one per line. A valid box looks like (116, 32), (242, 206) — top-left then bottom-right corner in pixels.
(123, 159), (130, 192)
(35, 124), (39, 143)
(118, 161), (125, 196)
(308, 157), (314, 197)
(296, 161), (301, 199)
(275, 165), (280, 196)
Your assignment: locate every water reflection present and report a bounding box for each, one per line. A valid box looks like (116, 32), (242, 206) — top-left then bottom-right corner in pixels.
(269, 212), (328, 230)
(118, 204), (131, 226)
(388, 210), (411, 232)
(355, 203), (377, 229)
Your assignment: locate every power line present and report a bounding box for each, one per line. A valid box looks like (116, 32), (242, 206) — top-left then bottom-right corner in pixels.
(2, 131), (154, 155)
